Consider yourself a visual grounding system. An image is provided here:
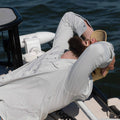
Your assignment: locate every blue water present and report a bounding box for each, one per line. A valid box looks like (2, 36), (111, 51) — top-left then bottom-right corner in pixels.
(0, 0), (120, 98)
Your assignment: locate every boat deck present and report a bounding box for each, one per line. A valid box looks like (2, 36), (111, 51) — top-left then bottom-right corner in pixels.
(46, 96), (120, 120)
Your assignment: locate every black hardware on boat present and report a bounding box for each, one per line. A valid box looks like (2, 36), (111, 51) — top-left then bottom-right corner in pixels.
(1, 31), (11, 66)
(0, 7), (23, 69)
(93, 85), (120, 118)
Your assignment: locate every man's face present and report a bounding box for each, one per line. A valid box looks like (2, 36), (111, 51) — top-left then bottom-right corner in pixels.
(82, 38), (97, 47)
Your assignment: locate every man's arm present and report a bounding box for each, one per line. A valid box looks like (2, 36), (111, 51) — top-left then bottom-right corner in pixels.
(53, 12), (89, 50)
(65, 42), (115, 101)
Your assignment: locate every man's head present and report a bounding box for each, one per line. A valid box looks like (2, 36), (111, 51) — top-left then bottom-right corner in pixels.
(68, 35), (100, 57)
(68, 30), (107, 57)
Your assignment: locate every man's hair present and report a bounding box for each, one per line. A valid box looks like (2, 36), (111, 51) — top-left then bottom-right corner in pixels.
(68, 36), (87, 57)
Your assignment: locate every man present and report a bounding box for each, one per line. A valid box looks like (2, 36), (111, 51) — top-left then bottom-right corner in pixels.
(0, 12), (115, 120)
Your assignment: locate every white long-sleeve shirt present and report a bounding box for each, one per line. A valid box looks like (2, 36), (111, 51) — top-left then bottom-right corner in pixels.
(0, 12), (115, 120)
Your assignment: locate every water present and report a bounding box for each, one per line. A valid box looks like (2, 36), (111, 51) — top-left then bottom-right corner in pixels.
(0, 0), (120, 98)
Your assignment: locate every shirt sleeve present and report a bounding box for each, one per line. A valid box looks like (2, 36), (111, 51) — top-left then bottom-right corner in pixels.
(65, 41), (115, 101)
(53, 12), (87, 50)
